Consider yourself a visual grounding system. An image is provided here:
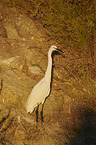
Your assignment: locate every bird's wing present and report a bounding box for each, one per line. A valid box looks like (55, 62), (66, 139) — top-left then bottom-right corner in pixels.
(25, 79), (49, 113)
(31, 79), (48, 103)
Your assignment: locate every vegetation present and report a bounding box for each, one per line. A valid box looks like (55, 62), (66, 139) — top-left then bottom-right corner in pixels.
(2, 0), (95, 61)
(1, 0), (95, 90)
(1, 0), (95, 92)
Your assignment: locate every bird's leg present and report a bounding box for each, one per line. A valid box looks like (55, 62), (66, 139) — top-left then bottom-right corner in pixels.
(41, 103), (44, 123)
(36, 105), (39, 122)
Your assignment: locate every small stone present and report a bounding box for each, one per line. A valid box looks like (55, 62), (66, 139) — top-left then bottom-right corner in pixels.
(29, 66), (42, 74)
(4, 23), (19, 39)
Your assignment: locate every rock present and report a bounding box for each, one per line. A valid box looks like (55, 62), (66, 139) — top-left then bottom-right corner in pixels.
(0, 69), (35, 108)
(0, 56), (25, 71)
(14, 123), (26, 140)
(4, 23), (19, 39)
(15, 15), (42, 39)
(0, 56), (15, 65)
(0, 24), (7, 38)
(29, 66), (42, 74)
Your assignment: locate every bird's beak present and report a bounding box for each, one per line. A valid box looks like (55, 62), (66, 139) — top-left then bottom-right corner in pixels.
(57, 48), (63, 53)
(57, 48), (65, 58)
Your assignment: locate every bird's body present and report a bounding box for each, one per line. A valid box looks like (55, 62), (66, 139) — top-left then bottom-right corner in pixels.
(25, 45), (62, 122)
(25, 77), (50, 113)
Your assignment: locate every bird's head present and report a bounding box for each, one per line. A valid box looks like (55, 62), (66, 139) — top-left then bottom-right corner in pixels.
(50, 45), (57, 51)
(49, 45), (65, 58)
(50, 45), (63, 53)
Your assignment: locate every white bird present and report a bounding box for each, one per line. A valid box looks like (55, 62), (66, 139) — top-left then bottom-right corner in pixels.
(25, 45), (63, 123)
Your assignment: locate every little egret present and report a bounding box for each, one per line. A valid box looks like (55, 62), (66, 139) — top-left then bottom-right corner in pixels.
(25, 45), (63, 123)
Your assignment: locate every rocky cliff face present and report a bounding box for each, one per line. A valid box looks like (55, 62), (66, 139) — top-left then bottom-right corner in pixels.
(0, 2), (96, 145)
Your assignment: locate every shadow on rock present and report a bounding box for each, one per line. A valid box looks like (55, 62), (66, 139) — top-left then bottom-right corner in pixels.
(70, 108), (96, 145)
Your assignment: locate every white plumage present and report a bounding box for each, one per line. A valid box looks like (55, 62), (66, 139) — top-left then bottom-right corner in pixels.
(25, 45), (62, 122)
(25, 78), (50, 113)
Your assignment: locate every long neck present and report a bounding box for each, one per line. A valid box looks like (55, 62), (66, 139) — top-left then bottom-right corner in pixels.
(44, 51), (52, 83)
